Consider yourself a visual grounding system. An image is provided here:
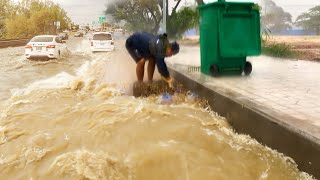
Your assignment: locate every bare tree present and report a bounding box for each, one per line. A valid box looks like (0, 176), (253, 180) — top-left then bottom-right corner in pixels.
(105, 0), (203, 34)
(261, 0), (292, 33)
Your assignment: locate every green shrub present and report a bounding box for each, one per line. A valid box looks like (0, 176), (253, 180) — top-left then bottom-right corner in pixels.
(262, 42), (298, 58)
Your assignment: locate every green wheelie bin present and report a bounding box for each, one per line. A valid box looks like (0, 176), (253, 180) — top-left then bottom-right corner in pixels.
(198, 0), (261, 76)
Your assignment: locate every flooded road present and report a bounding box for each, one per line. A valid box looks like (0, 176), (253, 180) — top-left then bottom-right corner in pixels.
(0, 35), (314, 179)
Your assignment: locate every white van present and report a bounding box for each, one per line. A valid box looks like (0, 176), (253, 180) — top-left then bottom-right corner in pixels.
(90, 32), (114, 52)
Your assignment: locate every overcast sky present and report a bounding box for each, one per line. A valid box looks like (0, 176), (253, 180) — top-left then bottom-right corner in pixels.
(52, 0), (319, 25)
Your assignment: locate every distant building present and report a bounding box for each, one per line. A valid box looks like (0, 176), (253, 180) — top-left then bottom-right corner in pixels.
(273, 26), (316, 36)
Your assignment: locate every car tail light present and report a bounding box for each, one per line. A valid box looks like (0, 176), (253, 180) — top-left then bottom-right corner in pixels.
(111, 41), (114, 45)
(91, 41), (93, 46)
(25, 45), (32, 49)
(46, 45), (55, 48)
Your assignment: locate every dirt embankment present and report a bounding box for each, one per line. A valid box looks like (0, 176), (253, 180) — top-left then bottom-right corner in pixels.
(179, 36), (200, 46)
(267, 36), (320, 61)
(180, 36), (320, 61)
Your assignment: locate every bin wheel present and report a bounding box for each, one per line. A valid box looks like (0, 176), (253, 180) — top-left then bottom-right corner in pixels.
(210, 64), (219, 77)
(244, 61), (252, 75)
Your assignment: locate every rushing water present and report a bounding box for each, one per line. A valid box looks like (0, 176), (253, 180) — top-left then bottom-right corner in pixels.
(0, 36), (315, 179)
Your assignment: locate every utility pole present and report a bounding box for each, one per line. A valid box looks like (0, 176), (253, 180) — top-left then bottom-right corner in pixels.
(163, 0), (167, 33)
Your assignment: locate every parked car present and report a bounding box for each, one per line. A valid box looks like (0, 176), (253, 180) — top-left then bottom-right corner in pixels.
(80, 30), (88, 35)
(59, 32), (69, 40)
(90, 32), (114, 52)
(25, 35), (67, 60)
(74, 32), (83, 37)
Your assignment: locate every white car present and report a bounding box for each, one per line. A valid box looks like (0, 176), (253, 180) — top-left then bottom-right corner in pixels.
(90, 32), (114, 52)
(25, 35), (67, 60)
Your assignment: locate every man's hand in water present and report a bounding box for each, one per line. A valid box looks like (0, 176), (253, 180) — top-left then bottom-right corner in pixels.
(162, 76), (174, 88)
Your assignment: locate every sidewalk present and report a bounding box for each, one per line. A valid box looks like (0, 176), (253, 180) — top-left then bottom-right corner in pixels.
(167, 45), (320, 178)
(168, 45), (320, 142)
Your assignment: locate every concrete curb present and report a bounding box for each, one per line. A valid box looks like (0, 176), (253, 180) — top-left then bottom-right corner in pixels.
(169, 67), (320, 179)
(0, 38), (30, 48)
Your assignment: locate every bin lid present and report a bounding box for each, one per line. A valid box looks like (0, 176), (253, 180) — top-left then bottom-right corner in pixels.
(198, 0), (255, 10)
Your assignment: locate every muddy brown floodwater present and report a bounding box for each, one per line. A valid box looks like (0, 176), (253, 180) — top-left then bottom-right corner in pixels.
(0, 35), (315, 179)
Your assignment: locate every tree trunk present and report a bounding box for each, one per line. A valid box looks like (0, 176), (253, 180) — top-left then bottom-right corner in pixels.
(166, 0), (168, 18)
(195, 0), (204, 5)
(172, 0), (182, 14)
(152, 23), (160, 35)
